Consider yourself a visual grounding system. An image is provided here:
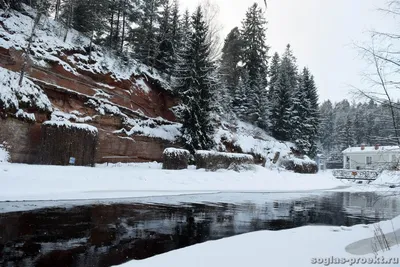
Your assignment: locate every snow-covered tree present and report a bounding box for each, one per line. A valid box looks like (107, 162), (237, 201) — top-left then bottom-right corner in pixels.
(270, 44), (298, 141)
(173, 6), (215, 152)
(240, 3), (269, 130)
(219, 27), (243, 111)
(268, 52), (280, 101)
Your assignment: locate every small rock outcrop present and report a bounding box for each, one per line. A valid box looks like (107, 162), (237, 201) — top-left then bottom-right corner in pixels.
(162, 148), (190, 170)
(195, 150), (254, 171)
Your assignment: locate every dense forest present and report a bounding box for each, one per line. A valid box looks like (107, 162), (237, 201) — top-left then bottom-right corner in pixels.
(319, 99), (400, 162)
(1, 0), (320, 157)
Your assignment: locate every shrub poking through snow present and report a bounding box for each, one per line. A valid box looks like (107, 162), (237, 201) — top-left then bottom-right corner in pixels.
(162, 148), (190, 170)
(0, 142), (10, 163)
(39, 121), (98, 166)
(195, 150), (254, 171)
(280, 157), (318, 174)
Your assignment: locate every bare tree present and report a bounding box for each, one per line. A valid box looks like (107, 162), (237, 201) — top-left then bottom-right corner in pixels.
(354, 0), (400, 145)
(201, 0), (223, 61)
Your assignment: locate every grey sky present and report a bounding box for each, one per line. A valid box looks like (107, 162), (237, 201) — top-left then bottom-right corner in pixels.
(181, 0), (396, 104)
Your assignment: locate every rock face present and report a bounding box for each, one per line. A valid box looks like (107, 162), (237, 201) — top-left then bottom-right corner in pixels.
(195, 150), (254, 171)
(0, 44), (180, 165)
(39, 122), (98, 166)
(162, 148), (190, 170)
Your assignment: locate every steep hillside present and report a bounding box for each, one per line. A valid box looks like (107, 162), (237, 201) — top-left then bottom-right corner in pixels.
(0, 6), (307, 168)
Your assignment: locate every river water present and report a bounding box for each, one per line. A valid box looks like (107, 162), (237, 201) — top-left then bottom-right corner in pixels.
(0, 191), (399, 267)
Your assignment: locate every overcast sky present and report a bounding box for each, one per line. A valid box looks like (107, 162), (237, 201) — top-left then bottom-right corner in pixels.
(181, 0), (396, 104)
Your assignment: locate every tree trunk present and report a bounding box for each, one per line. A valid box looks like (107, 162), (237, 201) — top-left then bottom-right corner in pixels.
(88, 31), (94, 62)
(55, 0), (61, 20)
(114, 0), (121, 49)
(120, 0), (126, 53)
(109, 0), (115, 48)
(19, 11), (42, 86)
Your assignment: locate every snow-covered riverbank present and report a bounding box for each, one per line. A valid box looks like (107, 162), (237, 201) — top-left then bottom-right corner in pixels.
(116, 215), (400, 267)
(0, 162), (344, 202)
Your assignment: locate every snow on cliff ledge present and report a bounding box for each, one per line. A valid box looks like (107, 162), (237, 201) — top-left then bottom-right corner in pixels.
(0, 66), (52, 112)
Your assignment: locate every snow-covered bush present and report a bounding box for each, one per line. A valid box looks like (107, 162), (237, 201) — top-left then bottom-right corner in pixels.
(195, 150), (254, 171)
(0, 142), (10, 163)
(280, 157), (318, 174)
(162, 148), (190, 170)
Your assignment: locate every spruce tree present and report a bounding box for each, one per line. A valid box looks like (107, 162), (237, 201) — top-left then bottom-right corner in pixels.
(268, 52), (280, 102)
(220, 27), (243, 111)
(240, 3), (269, 130)
(174, 6), (215, 152)
(270, 44), (298, 141)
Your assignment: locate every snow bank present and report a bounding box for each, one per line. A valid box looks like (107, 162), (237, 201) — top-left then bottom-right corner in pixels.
(0, 66), (52, 112)
(115, 215), (400, 267)
(0, 143), (9, 163)
(0, 163), (343, 202)
(372, 171), (400, 186)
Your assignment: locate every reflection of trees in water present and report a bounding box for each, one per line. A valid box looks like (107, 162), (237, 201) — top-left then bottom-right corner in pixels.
(1, 193), (399, 267)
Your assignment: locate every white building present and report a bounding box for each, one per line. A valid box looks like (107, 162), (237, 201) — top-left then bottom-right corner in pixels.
(342, 145), (400, 170)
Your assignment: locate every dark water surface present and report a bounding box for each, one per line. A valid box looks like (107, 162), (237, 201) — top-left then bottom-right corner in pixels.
(0, 192), (400, 267)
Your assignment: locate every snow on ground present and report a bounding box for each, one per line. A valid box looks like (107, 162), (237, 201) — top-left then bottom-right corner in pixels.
(328, 170), (400, 193)
(0, 162), (343, 202)
(115, 215), (400, 267)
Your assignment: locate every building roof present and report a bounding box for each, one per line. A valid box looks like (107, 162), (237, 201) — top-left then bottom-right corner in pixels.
(343, 146), (400, 154)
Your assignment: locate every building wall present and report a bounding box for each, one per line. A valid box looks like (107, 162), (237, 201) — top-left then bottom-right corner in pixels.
(345, 153), (395, 170)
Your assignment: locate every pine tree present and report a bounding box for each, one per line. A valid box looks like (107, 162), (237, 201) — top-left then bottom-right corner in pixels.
(240, 3), (269, 129)
(220, 27), (243, 111)
(301, 67), (319, 157)
(291, 70), (309, 154)
(270, 44), (298, 141)
(268, 52), (280, 101)
(319, 100), (335, 152)
(132, 0), (162, 67)
(174, 6), (215, 152)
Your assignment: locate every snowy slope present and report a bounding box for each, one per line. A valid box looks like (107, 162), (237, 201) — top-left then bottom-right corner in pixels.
(0, 66), (52, 112)
(214, 120), (308, 167)
(0, 5), (168, 86)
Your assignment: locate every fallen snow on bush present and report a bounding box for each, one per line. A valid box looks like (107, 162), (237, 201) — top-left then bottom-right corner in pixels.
(196, 150), (253, 160)
(164, 148), (190, 155)
(0, 66), (52, 112)
(43, 120), (98, 133)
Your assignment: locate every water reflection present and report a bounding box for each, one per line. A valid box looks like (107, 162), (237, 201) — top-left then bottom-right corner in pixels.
(0, 192), (399, 267)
